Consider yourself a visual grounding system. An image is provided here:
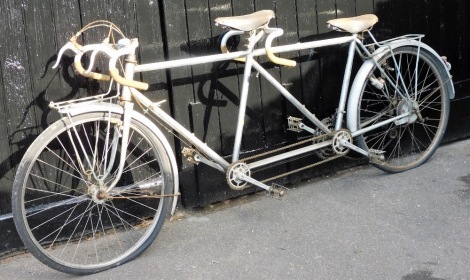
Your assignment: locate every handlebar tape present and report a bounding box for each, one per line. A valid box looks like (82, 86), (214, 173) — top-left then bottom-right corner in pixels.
(265, 48), (296, 67)
(109, 68), (149, 91)
(74, 61), (111, 81)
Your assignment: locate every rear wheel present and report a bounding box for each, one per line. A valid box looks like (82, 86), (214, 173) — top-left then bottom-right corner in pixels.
(12, 112), (173, 274)
(356, 46), (451, 172)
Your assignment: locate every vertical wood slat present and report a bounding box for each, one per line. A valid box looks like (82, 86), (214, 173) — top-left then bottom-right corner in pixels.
(23, 1), (61, 131)
(186, 0), (226, 206)
(50, 0), (82, 110)
(0, 0), (36, 212)
(254, 0), (285, 149)
(231, 1), (265, 152)
(134, 0), (169, 105)
(209, 0), (241, 157)
(159, 0), (199, 206)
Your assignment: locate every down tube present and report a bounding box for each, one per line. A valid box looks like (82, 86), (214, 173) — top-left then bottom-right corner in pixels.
(129, 88), (230, 170)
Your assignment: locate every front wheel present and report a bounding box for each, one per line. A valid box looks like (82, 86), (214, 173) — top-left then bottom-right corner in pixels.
(12, 112), (173, 274)
(355, 46), (451, 173)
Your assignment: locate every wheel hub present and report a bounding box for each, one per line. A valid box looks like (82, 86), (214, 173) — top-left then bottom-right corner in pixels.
(89, 184), (109, 204)
(395, 100), (419, 125)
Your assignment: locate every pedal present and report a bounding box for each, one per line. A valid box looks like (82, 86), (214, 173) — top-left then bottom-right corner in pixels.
(287, 116), (302, 132)
(369, 149), (385, 164)
(269, 183), (288, 198)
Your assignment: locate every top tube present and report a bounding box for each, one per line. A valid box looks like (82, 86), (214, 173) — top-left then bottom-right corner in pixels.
(133, 35), (357, 73)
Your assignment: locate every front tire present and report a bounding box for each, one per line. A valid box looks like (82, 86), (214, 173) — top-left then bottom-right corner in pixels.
(12, 112), (173, 274)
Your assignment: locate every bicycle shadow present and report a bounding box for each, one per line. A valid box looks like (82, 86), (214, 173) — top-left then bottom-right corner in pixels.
(171, 31), (350, 148)
(0, 53), (108, 203)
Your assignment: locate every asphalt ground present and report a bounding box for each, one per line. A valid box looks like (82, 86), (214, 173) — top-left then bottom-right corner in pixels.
(1, 139), (470, 280)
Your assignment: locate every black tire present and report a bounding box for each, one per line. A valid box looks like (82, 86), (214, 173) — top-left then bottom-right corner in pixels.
(356, 46), (451, 173)
(12, 112), (173, 274)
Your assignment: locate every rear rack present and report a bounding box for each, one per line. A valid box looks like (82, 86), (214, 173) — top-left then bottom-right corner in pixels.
(49, 79), (120, 111)
(49, 92), (120, 111)
(366, 34), (424, 48)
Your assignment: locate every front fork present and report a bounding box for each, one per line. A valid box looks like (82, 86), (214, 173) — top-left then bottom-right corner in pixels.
(105, 101), (133, 192)
(104, 53), (138, 192)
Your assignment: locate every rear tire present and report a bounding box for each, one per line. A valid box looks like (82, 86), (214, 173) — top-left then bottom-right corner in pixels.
(355, 46), (451, 173)
(12, 112), (173, 274)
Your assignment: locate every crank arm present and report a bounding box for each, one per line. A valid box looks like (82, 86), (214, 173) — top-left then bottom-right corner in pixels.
(236, 173), (287, 197)
(194, 154), (225, 172)
(235, 172), (271, 192)
(339, 139), (385, 162)
(338, 139), (369, 157)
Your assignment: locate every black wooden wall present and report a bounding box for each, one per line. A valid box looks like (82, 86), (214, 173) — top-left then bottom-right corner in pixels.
(0, 0), (469, 255)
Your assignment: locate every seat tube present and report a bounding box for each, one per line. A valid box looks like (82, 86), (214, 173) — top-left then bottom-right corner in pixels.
(335, 36), (357, 130)
(232, 32), (258, 162)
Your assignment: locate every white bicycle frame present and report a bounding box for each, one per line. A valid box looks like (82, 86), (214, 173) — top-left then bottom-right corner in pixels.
(132, 31), (359, 169)
(53, 25), (455, 210)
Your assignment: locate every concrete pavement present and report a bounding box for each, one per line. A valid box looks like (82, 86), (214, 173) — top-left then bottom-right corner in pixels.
(1, 139), (470, 279)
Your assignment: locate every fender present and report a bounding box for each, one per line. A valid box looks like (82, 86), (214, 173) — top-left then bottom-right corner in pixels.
(346, 40), (455, 133)
(59, 103), (180, 215)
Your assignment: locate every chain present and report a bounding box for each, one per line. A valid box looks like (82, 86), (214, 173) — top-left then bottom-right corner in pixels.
(261, 154), (342, 183)
(239, 132), (332, 163)
(230, 132), (342, 184)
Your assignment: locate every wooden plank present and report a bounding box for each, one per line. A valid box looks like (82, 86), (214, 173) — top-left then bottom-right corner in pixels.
(254, 0), (285, 148)
(161, 0), (194, 135)
(78, 0), (108, 40)
(52, 1), (82, 43)
(0, 0), (37, 213)
(286, 0), (318, 183)
(106, 0), (137, 36)
(23, 1), (64, 126)
(372, 0), (393, 40)
(0, 53), (13, 215)
(335, 0), (357, 17)
(0, 0), (37, 173)
(231, 1), (266, 152)
(356, 0), (374, 15)
(209, 0), (242, 157)
(50, 0), (83, 107)
(185, 0), (227, 206)
(316, 0), (342, 119)
(134, 0), (175, 152)
(50, 0), (83, 128)
(133, 1), (169, 102)
(456, 0), (469, 81)
(442, 0), (470, 94)
(296, 0), (323, 119)
(75, 0), (112, 97)
(186, 0), (221, 152)
(276, 0), (302, 123)
(422, 0), (445, 52)
(390, 0), (411, 35)
(160, 0), (199, 207)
